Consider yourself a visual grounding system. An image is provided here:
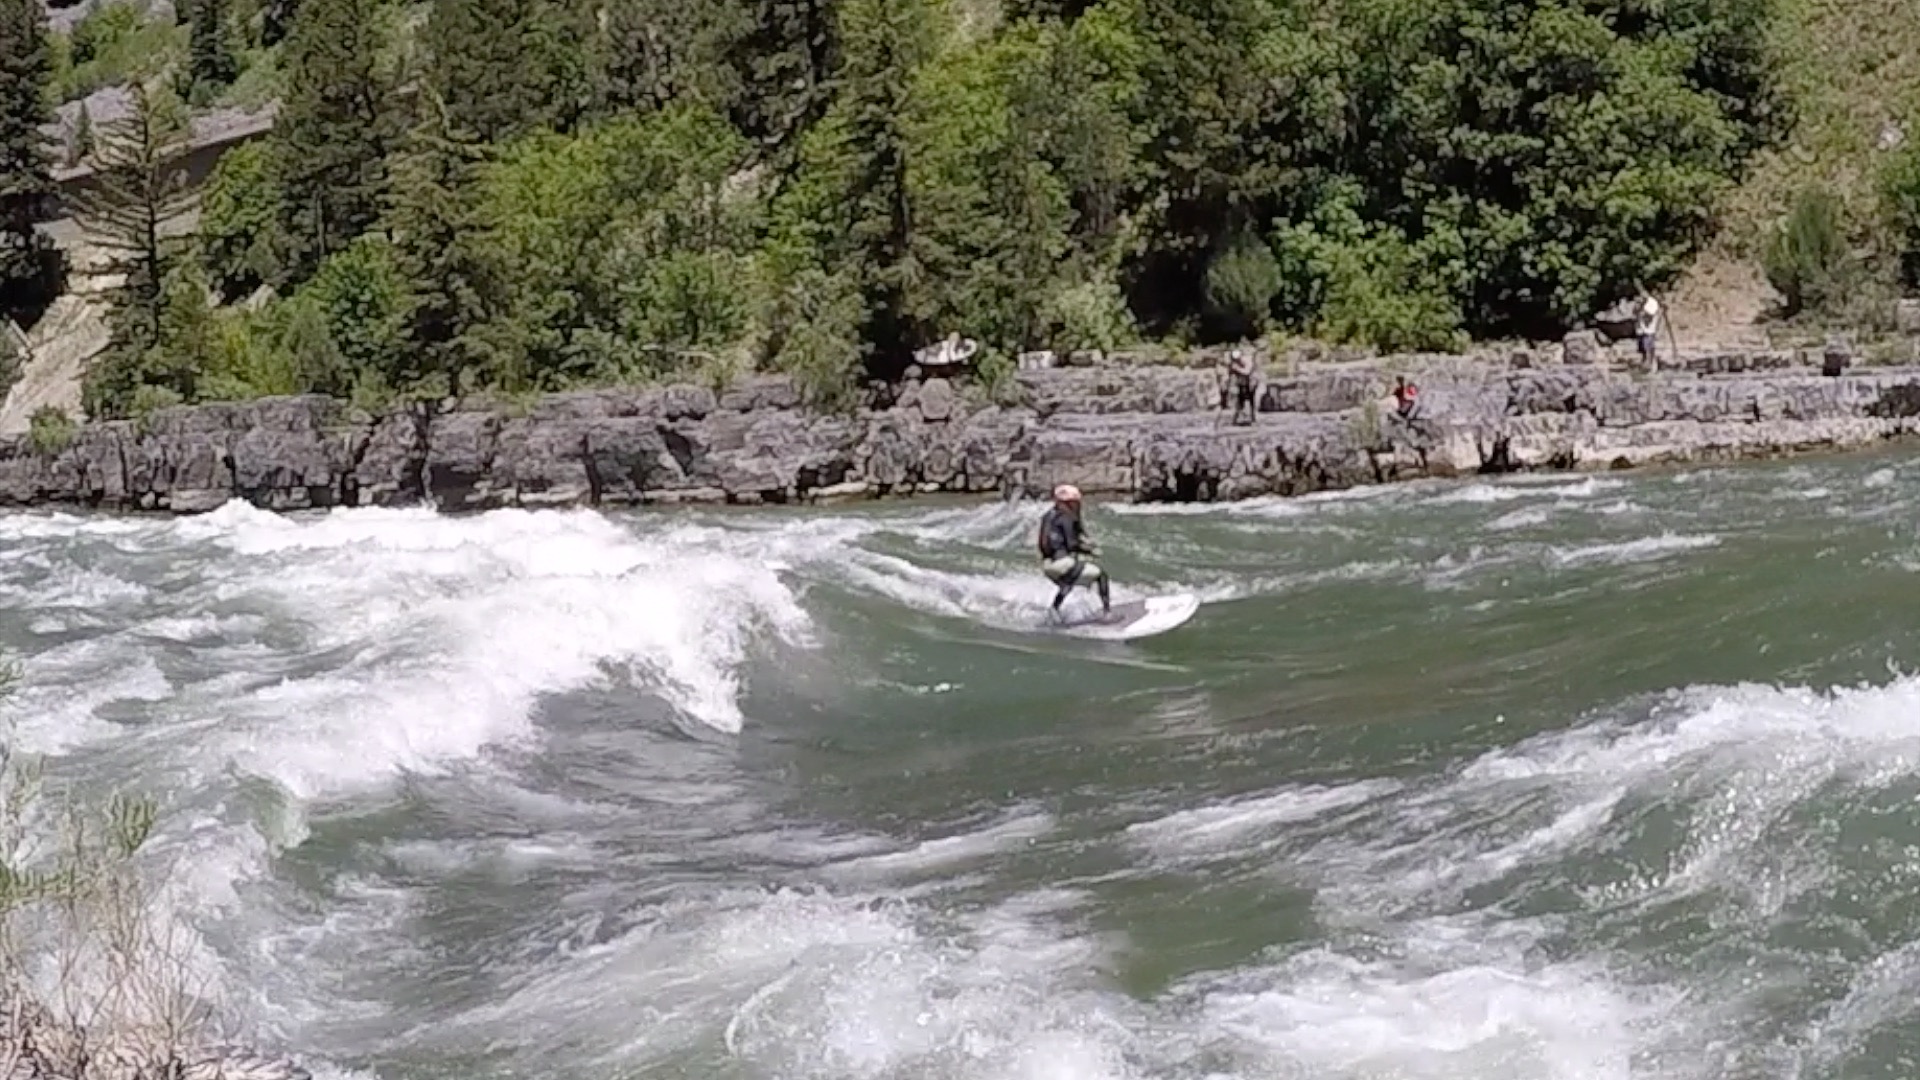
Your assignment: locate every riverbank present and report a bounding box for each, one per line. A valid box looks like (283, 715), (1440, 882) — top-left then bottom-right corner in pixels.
(4, 346), (1920, 515)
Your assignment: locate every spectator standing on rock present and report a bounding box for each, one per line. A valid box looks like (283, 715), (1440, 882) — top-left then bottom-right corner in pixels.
(1225, 347), (1260, 426)
(1635, 289), (1662, 369)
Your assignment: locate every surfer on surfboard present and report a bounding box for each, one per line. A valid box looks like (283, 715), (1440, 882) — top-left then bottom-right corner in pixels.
(1037, 484), (1115, 623)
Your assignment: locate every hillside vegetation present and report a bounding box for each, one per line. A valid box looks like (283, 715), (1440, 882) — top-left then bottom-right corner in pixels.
(3, 0), (1919, 421)
(1659, 0), (1920, 345)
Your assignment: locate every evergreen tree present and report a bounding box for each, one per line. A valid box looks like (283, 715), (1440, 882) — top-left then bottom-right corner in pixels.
(382, 94), (495, 395)
(598, 0), (750, 116)
(186, 0), (239, 102)
(0, 0), (65, 324)
(74, 84), (194, 379)
(426, 0), (590, 143)
(75, 84), (198, 417)
(731, 0), (837, 147)
(69, 103), (95, 167)
(275, 0), (399, 283)
(262, 0), (300, 45)
(769, 0), (936, 376)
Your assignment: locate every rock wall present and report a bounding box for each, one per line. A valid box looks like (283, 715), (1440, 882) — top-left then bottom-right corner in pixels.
(5, 353), (1920, 515)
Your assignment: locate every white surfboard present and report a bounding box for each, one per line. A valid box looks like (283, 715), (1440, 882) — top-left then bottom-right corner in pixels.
(1046, 593), (1200, 641)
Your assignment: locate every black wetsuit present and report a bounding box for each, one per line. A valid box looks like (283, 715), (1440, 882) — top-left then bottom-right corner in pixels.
(1038, 506), (1110, 615)
(1038, 507), (1084, 561)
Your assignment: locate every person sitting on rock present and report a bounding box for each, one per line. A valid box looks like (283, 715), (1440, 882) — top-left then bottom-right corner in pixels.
(1392, 375), (1420, 419)
(1226, 347), (1260, 426)
(1037, 484), (1113, 622)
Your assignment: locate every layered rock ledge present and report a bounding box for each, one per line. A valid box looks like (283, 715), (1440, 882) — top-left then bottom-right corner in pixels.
(5, 352), (1920, 514)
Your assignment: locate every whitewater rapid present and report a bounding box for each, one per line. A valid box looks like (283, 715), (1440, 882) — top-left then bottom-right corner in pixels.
(7, 451), (1920, 1079)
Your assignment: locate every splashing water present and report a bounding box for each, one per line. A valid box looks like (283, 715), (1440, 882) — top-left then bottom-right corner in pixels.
(6, 448), (1920, 1078)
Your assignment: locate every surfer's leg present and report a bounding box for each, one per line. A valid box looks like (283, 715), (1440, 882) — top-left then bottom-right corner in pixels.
(1043, 557), (1083, 616)
(1096, 573), (1111, 614)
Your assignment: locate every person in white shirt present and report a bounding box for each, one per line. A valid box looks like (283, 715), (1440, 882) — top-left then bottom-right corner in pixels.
(1635, 291), (1662, 368)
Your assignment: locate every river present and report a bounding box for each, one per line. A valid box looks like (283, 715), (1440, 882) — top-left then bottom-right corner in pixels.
(5, 449), (1920, 1080)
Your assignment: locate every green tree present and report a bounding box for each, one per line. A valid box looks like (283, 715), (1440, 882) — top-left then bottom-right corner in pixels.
(597, 0), (750, 116)
(729, 0), (838, 146)
(383, 95), (496, 396)
(1124, 0), (1344, 337)
(425, 0), (591, 143)
(197, 139), (285, 301)
(301, 234), (407, 390)
(1327, 0), (1780, 337)
(275, 0), (399, 283)
(1881, 136), (1920, 291)
(75, 84), (193, 361)
(1762, 186), (1853, 318)
(185, 0), (239, 101)
(0, 0), (65, 325)
(898, 17), (1145, 352)
(470, 105), (757, 389)
(766, 0), (938, 378)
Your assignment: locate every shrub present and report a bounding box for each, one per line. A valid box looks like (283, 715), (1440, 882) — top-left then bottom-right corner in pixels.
(1202, 232), (1282, 342)
(1763, 186), (1854, 318)
(53, 3), (188, 103)
(27, 406), (76, 455)
(1880, 137), (1920, 292)
(0, 660), (216, 1076)
(1037, 275), (1137, 355)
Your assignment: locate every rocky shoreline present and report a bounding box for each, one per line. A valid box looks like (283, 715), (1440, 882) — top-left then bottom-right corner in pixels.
(4, 349), (1920, 515)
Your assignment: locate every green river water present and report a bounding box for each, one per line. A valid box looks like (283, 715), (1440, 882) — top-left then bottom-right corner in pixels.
(6, 448), (1920, 1079)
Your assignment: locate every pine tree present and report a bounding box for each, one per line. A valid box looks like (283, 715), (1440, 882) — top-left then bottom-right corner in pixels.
(0, 0), (64, 324)
(69, 103), (95, 167)
(186, 0), (239, 102)
(731, 0), (837, 146)
(777, 0), (935, 374)
(275, 0), (398, 283)
(262, 0), (300, 45)
(74, 83), (194, 370)
(426, 0), (590, 143)
(382, 94), (495, 395)
(598, 0), (750, 116)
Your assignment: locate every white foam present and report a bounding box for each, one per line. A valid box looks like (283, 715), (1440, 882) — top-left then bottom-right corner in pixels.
(1128, 780), (1402, 861)
(1185, 919), (1665, 1080)
(163, 503), (818, 797)
(1546, 533), (1719, 568)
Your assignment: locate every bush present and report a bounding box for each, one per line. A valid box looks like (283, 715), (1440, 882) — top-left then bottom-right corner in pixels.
(1036, 275), (1137, 355)
(1202, 232), (1281, 342)
(1763, 186), (1854, 318)
(27, 406), (76, 455)
(0, 660), (219, 1077)
(1271, 187), (1468, 354)
(128, 383), (186, 432)
(53, 3), (188, 103)
(1881, 138), (1920, 292)
(766, 266), (865, 410)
